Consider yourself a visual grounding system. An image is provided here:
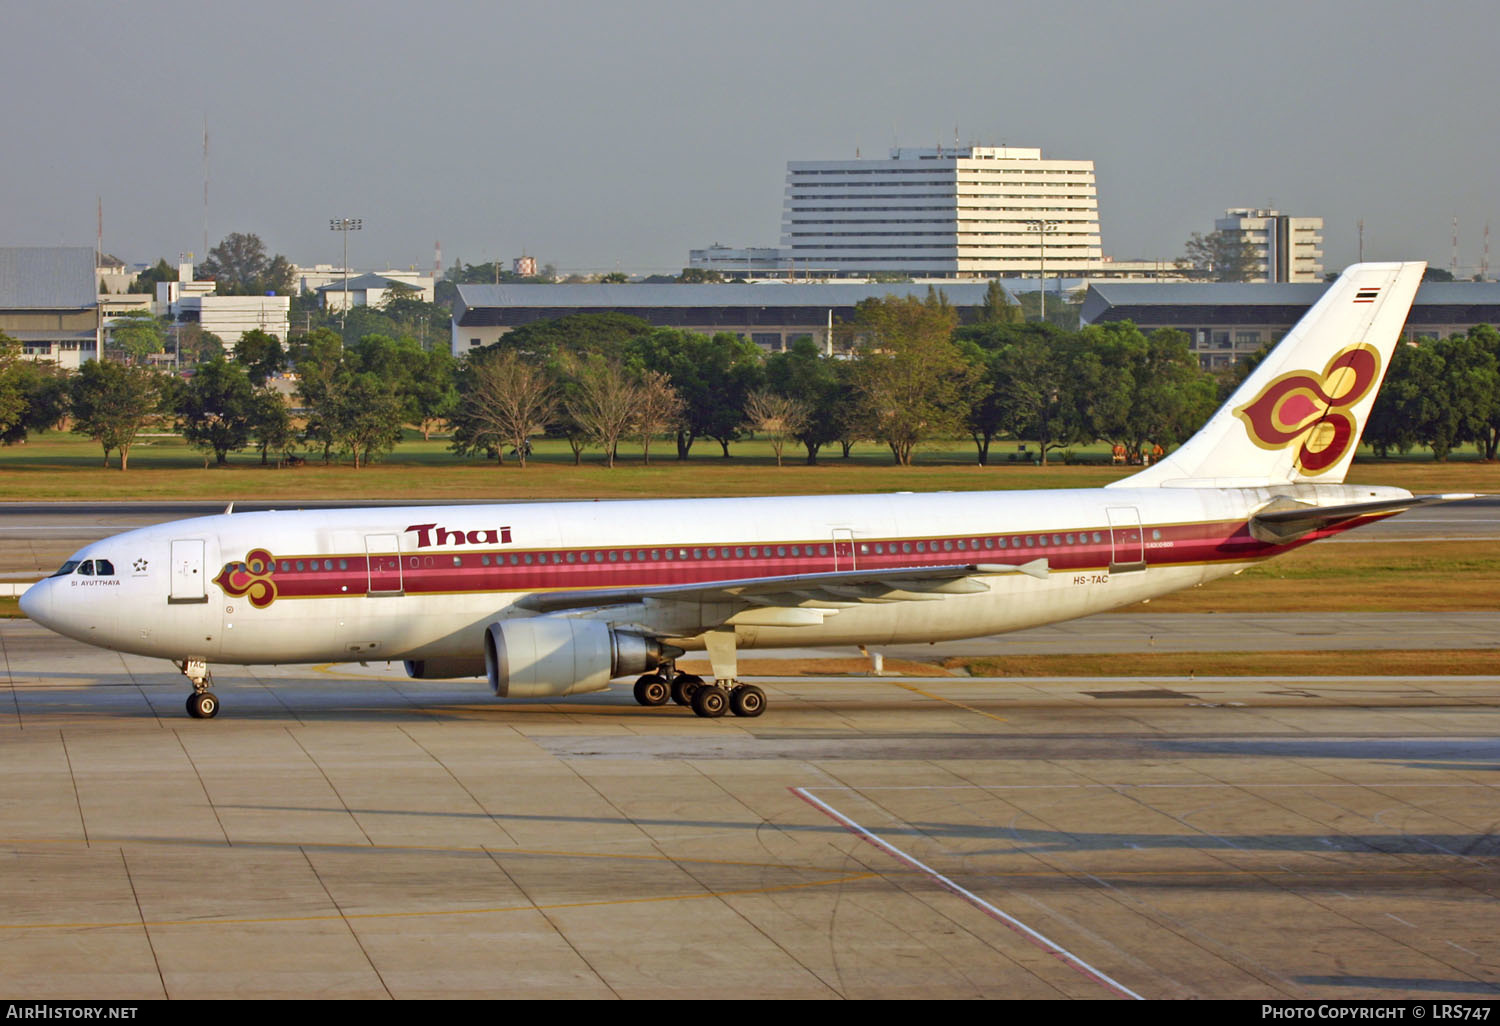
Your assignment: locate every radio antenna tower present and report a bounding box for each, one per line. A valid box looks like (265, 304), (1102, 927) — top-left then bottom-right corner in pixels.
(203, 115), (211, 259)
(1451, 217), (1459, 279)
(1483, 223), (1491, 281)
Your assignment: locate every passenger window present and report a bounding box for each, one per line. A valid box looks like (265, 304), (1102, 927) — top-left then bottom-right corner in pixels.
(790, 546), (800, 557)
(997, 538), (1007, 549)
(819, 545), (830, 556)
(566, 552), (577, 564)
(280, 561), (291, 572)
(915, 542), (926, 553)
(943, 540), (954, 552)
(901, 542), (912, 554)
(452, 556), (463, 567)
(339, 559), (348, 571)
(735, 548), (745, 559)
(776, 547), (786, 557)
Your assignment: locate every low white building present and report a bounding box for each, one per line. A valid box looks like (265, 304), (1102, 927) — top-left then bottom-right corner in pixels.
(1213, 208), (1324, 282)
(157, 261), (290, 344)
(298, 264), (434, 303)
(316, 272), (435, 311)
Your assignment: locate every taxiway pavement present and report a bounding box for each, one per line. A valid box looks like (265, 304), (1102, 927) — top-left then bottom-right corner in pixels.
(1, 620), (1497, 1000)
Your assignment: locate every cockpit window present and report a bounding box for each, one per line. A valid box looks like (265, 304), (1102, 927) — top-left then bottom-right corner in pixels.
(49, 560), (80, 578)
(74, 559), (117, 577)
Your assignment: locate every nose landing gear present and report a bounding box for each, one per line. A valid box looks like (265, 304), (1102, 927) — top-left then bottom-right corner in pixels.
(178, 658), (219, 719)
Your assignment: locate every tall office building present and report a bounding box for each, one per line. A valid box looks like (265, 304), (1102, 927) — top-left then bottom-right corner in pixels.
(1213, 208), (1324, 282)
(778, 146), (1102, 278)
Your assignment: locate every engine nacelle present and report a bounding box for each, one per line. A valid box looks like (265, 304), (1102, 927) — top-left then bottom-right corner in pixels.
(403, 657), (486, 680)
(485, 618), (673, 698)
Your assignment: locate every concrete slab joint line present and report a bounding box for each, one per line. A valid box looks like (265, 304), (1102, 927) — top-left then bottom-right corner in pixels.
(791, 786), (1144, 1001)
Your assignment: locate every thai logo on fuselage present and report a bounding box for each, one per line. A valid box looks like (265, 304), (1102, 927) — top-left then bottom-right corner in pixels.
(1233, 343), (1381, 474)
(213, 549), (278, 608)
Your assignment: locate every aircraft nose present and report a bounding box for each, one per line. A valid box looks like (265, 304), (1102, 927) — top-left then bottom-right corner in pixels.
(18, 579), (52, 628)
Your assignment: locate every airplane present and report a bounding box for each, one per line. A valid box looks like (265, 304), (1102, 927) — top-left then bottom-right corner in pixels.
(20, 261), (1476, 720)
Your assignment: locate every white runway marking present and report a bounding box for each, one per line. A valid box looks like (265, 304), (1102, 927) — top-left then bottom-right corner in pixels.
(792, 786), (1144, 1001)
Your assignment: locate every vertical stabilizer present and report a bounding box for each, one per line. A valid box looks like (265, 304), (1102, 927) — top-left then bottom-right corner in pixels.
(1113, 261), (1425, 488)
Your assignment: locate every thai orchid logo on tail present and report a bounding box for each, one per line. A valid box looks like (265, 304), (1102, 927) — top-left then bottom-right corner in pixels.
(1232, 343), (1381, 474)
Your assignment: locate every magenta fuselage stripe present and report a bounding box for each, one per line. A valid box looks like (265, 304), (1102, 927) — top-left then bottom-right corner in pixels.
(223, 514), (1392, 602)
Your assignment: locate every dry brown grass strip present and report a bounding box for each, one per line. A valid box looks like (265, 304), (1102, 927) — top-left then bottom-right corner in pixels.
(947, 649), (1500, 678)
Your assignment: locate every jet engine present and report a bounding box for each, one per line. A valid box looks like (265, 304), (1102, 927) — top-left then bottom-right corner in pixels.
(484, 618), (675, 698)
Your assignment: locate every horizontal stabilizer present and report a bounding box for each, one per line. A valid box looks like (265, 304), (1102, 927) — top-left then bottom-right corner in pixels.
(1250, 493), (1478, 544)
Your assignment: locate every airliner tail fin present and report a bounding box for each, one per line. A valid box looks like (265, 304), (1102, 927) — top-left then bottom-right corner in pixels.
(1114, 261), (1425, 488)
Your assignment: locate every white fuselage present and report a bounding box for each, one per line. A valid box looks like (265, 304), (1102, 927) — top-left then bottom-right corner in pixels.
(20, 482), (1403, 673)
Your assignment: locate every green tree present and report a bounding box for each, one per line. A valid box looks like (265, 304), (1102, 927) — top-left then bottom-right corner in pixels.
(326, 372), (406, 468)
(846, 293), (973, 465)
(176, 356), (257, 465)
(1090, 324), (1217, 460)
(677, 267), (723, 283)
(233, 329), (286, 386)
(249, 387), (296, 466)
(1177, 231), (1261, 282)
(628, 329), (764, 458)
(978, 280), (1022, 325)
(199, 232), (295, 295)
(128, 258), (178, 294)
(173, 323), (226, 366)
(764, 337), (844, 464)
(1465, 325), (1500, 460)
(0, 332), (25, 441)
(0, 357), (70, 444)
(108, 310), (167, 364)
(69, 360), (166, 469)
(490, 312), (655, 361)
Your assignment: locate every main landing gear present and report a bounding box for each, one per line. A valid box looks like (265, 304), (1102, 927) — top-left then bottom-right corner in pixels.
(178, 658), (220, 719)
(632, 669), (766, 719)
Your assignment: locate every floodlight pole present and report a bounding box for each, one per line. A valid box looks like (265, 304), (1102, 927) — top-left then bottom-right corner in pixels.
(329, 218), (362, 334)
(1025, 219), (1061, 323)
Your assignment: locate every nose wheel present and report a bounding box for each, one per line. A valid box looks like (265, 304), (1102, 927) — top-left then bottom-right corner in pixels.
(186, 691), (219, 719)
(178, 658), (220, 719)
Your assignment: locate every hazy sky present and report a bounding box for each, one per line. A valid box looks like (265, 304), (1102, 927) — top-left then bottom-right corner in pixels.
(4, 0), (1497, 276)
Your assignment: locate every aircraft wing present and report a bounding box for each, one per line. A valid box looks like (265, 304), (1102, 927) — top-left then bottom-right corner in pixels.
(1250, 492), (1479, 543)
(519, 560), (1049, 628)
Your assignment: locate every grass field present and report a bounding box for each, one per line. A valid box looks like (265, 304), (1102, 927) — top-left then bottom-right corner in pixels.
(0, 429), (1494, 501)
